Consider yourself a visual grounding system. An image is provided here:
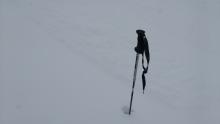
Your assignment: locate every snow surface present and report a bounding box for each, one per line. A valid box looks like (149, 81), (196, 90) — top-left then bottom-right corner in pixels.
(1, 0), (220, 124)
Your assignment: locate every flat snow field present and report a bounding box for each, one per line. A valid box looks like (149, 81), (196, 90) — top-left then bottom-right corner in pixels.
(0, 0), (220, 124)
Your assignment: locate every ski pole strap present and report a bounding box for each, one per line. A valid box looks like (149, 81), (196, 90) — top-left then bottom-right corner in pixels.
(135, 29), (150, 93)
(141, 53), (149, 93)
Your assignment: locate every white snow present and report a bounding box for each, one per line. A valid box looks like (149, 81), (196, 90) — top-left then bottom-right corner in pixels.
(0, 0), (220, 124)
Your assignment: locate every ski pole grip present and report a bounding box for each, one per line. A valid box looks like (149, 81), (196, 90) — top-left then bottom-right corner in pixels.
(135, 29), (145, 54)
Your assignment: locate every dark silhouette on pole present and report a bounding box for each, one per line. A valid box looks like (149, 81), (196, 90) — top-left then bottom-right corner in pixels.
(129, 29), (150, 115)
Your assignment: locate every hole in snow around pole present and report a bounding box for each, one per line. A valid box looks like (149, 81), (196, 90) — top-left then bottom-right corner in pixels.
(122, 106), (134, 115)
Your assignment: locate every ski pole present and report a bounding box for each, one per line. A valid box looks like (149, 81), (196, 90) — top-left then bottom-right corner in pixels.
(129, 53), (139, 115)
(129, 29), (147, 115)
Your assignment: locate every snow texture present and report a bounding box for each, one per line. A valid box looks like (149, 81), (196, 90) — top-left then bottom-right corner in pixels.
(0, 0), (220, 124)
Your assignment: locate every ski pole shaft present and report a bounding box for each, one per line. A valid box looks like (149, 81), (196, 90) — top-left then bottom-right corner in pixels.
(129, 53), (139, 115)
